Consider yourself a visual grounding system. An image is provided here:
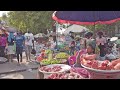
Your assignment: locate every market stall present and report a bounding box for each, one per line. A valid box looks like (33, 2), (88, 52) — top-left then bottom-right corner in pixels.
(51, 11), (120, 79)
(37, 11), (120, 79)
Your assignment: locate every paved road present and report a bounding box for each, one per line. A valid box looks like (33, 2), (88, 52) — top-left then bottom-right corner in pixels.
(0, 52), (39, 74)
(0, 69), (38, 79)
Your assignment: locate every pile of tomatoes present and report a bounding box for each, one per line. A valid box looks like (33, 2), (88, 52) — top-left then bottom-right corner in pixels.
(80, 54), (120, 70)
(40, 66), (62, 72)
(46, 73), (83, 79)
(82, 59), (120, 70)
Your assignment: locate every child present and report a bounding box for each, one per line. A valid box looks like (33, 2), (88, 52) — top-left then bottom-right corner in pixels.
(76, 37), (80, 51)
(69, 41), (76, 55)
(105, 48), (116, 61)
(105, 43), (118, 61)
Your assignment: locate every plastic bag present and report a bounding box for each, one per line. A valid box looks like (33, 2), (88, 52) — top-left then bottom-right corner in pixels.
(31, 48), (36, 55)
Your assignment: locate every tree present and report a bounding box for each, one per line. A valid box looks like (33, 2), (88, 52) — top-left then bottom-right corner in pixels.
(7, 11), (54, 34)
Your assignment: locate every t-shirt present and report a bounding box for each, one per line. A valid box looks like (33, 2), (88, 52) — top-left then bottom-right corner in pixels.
(85, 38), (93, 47)
(15, 35), (25, 47)
(0, 36), (7, 46)
(96, 37), (106, 45)
(50, 41), (56, 49)
(24, 33), (34, 46)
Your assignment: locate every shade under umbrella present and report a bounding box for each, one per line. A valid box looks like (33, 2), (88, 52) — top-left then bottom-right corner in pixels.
(63, 24), (89, 35)
(6, 27), (17, 33)
(52, 11), (120, 25)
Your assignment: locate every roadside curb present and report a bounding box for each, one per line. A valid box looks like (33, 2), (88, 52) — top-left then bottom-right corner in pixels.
(0, 67), (38, 75)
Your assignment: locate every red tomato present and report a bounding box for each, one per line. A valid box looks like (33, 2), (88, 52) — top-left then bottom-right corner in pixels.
(114, 63), (120, 70)
(41, 53), (45, 56)
(91, 60), (98, 69)
(98, 65), (107, 70)
(86, 61), (93, 66)
(108, 63), (114, 70)
(37, 56), (43, 61)
(101, 62), (107, 67)
(104, 60), (110, 64)
(111, 59), (120, 67)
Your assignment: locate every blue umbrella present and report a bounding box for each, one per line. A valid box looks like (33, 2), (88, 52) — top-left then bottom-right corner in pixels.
(52, 11), (120, 25)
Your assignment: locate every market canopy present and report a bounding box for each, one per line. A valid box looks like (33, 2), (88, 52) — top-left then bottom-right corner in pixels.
(63, 24), (89, 35)
(52, 11), (120, 25)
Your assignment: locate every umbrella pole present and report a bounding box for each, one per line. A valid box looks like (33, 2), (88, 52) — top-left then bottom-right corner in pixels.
(55, 22), (58, 50)
(94, 23), (96, 39)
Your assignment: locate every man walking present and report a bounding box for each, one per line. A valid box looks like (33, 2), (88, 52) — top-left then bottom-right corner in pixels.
(24, 31), (34, 61)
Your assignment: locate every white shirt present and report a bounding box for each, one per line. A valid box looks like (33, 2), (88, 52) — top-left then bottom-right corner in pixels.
(96, 37), (106, 45)
(24, 33), (34, 46)
(50, 41), (56, 49)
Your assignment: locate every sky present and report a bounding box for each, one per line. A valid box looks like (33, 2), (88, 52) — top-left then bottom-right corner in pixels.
(0, 11), (9, 17)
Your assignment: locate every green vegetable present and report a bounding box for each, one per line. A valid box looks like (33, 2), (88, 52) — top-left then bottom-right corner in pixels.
(41, 59), (61, 65)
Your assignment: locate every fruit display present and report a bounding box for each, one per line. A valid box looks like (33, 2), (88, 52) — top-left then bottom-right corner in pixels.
(45, 49), (52, 54)
(55, 52), (69, 59)
(41, 59), (61, 65)
(36, 55), (43, 62)
(64, 46), (69, 51)
(46, 73), (84, 79)
(40, 59), (67, 65)
(39, 66), (62, 72)
(81, 59), (120, 70)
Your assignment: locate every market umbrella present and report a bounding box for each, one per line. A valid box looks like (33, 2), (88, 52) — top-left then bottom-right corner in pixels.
(52, 11), (120, 49)
(63, 24), (89, 35)
(5, 27), (17, 33)
(52, 11), (120, 25)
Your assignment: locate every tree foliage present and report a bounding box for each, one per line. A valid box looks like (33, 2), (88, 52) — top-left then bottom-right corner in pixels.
(7, 11), (54, 34)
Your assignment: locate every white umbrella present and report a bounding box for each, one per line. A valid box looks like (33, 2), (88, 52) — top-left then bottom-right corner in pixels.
(110, 37), (118, 41)
(34, 33), (46, 38)
(63, 24), (89, 35)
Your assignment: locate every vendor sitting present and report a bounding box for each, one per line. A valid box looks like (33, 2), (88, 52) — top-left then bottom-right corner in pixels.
(105, 44), (118, 61)
(74, 43), (97, 67)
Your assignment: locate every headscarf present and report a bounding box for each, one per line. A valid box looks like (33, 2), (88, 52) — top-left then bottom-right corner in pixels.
(8, 32), (14, 42)
(88, 41), (96, 53)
